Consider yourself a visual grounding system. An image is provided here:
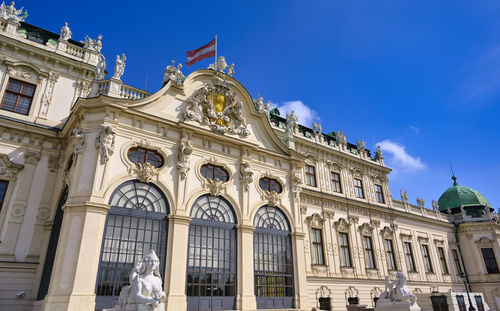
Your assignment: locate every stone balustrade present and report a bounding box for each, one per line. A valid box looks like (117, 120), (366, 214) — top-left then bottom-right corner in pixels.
(65, 43), (85, 59)
(90, 78), (151, 100)
(120, 84), (151, 100)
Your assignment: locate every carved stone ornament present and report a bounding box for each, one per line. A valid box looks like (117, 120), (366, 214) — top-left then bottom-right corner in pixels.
(203, 178), (226, 197)
(7, 66), (35, 82)
(239, 161), (253, 192)
(306, 213), (325, 228)
(0, 154), (22, 179)
(356, 139), (366, 156)
(176, 137), (193, 180)
(60, 22), (72, 41)
(323, 209), (334, 219)
(48, 156), (59, 169)
(112, 53), (126, 80)
(83, 34), (102, 52)
(134, 163), (158, 183)
(334, 217), (351, 232)
(432, 200), (439, 212)
(37, 206), (51, 222)
(208, 56), (234, 77)
(163, 60), (185, 86)
(182, 81), (250, 137)
(475, 236), (494, 247)
(70, 128), (86, 164)
(254, 95), (270, 115)
(416, 197), (425, 208)
(316, 285), (333, 299)
(376, 271), (420, 310)
(285, 110), (299, 138)
(95, 125), (116, 164)
(299, 205), (307, 214)
(359, 222), (374, 236)
(77, 80), (92, 98)
(336, 130), (347, 149)
(400, 190), (408, 203)
(41, 71), (59, 117)
(291, 169), (302, 194)
(0, 1), (26, 23)
(262, 190), (279, 207)
(24, 151), (40, 165)
(345, 286), (359, 300)
(348, 215), (359, 224)
(400, 234), (412, 243)
(381, 226), (394, 239)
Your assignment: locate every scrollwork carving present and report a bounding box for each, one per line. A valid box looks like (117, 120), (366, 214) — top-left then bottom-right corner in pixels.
(306, 213), (325, 228)
(134, 163), (158, 183)
(334, 217), (351, 232)
(239, 161), (253, 192)
(177, 136), (193, 180)
(95, 125), (116, 164)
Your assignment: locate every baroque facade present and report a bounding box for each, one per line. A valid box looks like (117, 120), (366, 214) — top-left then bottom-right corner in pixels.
(0, 3), (499, 311)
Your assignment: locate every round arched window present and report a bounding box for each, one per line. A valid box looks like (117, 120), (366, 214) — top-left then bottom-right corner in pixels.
(259, 177), (282, 193)
(200, 164), (229, 182)
(127, 147), (164, 168)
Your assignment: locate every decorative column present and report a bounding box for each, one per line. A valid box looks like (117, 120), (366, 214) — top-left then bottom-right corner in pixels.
(42, 202), (109, 311)
(164, 214), (191, 311)
(291, 231), (310, 310)
(236, 224), (257, 310)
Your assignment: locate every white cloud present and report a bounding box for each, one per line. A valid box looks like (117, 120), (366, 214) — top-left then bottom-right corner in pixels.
(271, 100), (318, 126)
(376, 139), (426, 171)
(409, 125), (420, 134)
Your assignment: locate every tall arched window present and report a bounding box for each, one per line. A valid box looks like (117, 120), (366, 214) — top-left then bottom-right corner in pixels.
(95, 180), (169, 310)
(37, 186), (68, 300)
(253, 206), (294, 309)
(186, 194), (237, 311)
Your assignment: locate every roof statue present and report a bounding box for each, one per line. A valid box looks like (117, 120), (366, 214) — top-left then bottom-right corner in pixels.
(112, 53), (126, 80)
(84, 34), (103, 52)
(227, 63), (235, 77)
(285, 110), (299, 135)
(163, 60), (185, 86)
(335, 130), (347, 149)
(356, 139), (366, 155)
(60, 22), (72, 41)
(254, 95), (270, 115)
(208, 56), (235, 76)
(96, 54), (106, 80)
(374, 145), (384, 160)
(0, 1), (25, 23)
(113, 250), (166, 311)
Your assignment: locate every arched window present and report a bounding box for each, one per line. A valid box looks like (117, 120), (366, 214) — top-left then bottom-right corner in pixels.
(254, 206), (294, 309)
(95, 181), (169, 310)
(37, 186), (68, 300)
(200, 164), (229, 182)
(127, 147), (164, 168)
(259, 177), (283, 193)
(186, 194), (237, 311)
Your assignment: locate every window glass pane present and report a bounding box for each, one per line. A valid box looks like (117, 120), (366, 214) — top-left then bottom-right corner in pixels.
(354, 179), (364, 198)
(0, 180), (8, 212)
(145, 150), (163, 167)
(1, 79), (35, 115)
(481, 248), (500, 273)
(214, 166), (228, 181)
(331, 172), (342, 193)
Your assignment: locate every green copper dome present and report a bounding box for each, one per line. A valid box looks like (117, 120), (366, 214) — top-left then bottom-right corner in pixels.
(438, 176), (490, 213)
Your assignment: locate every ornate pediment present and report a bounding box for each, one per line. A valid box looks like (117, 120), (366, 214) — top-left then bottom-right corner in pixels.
(0, 153), (23, 180)
(306, 213), (325, 228)
(359, 222), (374, 236)
(182, 78), (249, 137)
(334, 217), (351, 232)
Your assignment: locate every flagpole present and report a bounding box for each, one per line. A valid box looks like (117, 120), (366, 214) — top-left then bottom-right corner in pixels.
(215, 35), (217, 63)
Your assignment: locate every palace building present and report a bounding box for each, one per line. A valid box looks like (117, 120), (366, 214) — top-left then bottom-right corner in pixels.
(0, 3), (499, 311)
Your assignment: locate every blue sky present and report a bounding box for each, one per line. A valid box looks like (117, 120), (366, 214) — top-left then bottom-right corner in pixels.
(25, 0), (500, 209)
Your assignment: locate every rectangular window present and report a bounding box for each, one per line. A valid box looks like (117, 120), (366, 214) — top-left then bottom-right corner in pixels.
(305, 165), (317, 187)
(422, 244), (434, 273)
(339, 232), (352, 267)
(456, 295), (466, 311)
(363, 236), (376, 269)
(375, 184), (385, 203)
(481, 248), (500, 274)
(311, 228), (324, 265)
(354, 178), (364, 198)
(331, 172), (342, 193)
(0, 180), (8, 213)
(404, 242), (416, 272)
(385, 239), (397, 270)
(475, 295), (485, 311)
(452, 249), (463, 275)
(437, 247), (449, 274)
(1, 78), (36, 115)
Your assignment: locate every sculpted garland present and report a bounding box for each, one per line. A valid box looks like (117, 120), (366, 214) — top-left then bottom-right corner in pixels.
(182, 82), (250, 137)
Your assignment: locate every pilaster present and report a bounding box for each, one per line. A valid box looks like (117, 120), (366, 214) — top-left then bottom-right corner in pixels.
(236, 224), (257, 310)
(42, 202), (109, 311)
(291, 231), (310, 310)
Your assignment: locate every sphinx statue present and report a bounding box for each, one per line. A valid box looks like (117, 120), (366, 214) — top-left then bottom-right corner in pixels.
(112, 250), (166, 311)
(375, 271), (421, 311)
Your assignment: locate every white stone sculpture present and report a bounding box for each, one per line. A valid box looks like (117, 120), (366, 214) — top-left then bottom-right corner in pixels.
(375, 271), (421, 311)
(0, 1), (25, 23)
(60, 22), (71, 41)
(416, 197), (425, 208)
(134, 163), (158, 183)
(313, 121), (321, 134)
(96, 54), (106, 80)
(112, 53), (126, 80)
(254, 95), (270, 114)
(163, 60), (185, 86)
(357, 139), (366, 155)
(432, 200), (439, 212)
(95, 125), (116, 164)
(177, 137), (193, 180)
(40, 71), (59, 117)
(400, 190), (408, 203)
(336, 130), (347, 149)
(70, 128), (86, 164)
(375, 145), (384, 161)
(227, 63), (235, 77)
(240, 162), (254, 191)
(116, 250), (166, 311)
(285, 110), (299, 134)
(84, 34), (103, 52)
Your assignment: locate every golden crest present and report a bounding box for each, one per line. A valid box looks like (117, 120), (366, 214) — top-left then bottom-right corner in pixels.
(212, 93), (226, 113)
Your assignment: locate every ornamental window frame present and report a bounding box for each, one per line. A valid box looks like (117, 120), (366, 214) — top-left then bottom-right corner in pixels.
(335, 218), (353, 268)
(480, 248), (500, 274)
(0, 61), (48, 121)
(0, 78), (36, 115)
(353, 178), (364, 199)
(0, 154), (23, 232)
(306, 213), (326, 266)
(305, 165), (317, 187)
(374, 184), (385, 203)
(258, 177), (283, 194)
(452, 248), (464, 275)
(200, 163), (230, 182)
(437, 246), (449, 275)
(331, 171), (342, 193)
(421, 243), (434, 274)
(401, 235), (417, 272)
(127, 146), (165, 168)
(381, 226), (398, 271)
(359, 222), (376, 270)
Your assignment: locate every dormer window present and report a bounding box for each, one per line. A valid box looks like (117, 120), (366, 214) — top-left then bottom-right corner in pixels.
(259, 177), (282, 193)
(128, 147), (164, 168)
(1, 78), (36, 115)
(201, 164), (229, 182)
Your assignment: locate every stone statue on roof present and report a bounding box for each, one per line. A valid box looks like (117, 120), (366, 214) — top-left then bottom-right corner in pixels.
(163, 60), (185, 86)
(286, 110), (299, 134)
(60, 22), (72, 41)
(335, 130), (347, 149)
(254, 95), (271, 115)
(95, 54), (106, 80)
(227, 63), (235, 77)
(357, 139), (366, 155)
(112, 53), (126, 80)
(84, 34), (103, 52)
(0, 1), (24, 23)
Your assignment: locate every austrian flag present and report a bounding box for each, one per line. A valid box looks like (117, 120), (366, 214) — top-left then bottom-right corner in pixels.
(186, 38), (216, 66)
